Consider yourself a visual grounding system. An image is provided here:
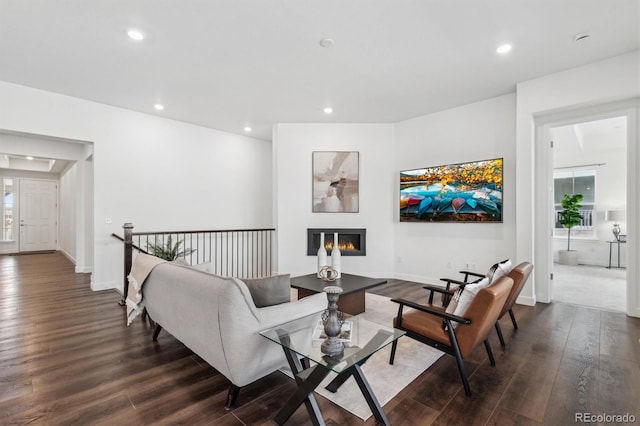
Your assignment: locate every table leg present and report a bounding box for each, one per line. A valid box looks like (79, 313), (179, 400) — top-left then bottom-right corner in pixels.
(352, 364), (391, 426)
(274, 363), (329, 426)
(608, 242), (613, 269)
(274, 332), (329, 426)
(617, 242), (621, 268)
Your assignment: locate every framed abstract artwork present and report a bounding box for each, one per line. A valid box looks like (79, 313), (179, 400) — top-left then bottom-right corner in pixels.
(312, 151), (359, 213)
(400, 157), (503, 222)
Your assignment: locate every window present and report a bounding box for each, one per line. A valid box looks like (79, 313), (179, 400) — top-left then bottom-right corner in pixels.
(2, 178), (14, 241)
(553, 169), (595, 237)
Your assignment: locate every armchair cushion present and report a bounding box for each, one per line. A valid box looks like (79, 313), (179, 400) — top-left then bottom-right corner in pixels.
(241, 274), (291, 308)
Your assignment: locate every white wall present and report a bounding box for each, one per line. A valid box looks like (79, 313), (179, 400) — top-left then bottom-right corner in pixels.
(59, 163), (77, 262)
(0, 81), (273, 292)
(394, 94), (517, 284)
(273, 123), (395, 278)
(516, 51), (640, 315)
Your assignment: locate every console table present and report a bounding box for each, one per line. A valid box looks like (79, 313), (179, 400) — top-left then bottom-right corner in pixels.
(606, 240), (626, 269)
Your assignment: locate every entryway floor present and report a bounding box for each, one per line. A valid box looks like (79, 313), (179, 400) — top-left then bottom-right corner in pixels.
(553, 263), (626, 312)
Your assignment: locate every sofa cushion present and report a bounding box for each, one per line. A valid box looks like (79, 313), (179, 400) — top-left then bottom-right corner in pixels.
(241, 274), (291, 308)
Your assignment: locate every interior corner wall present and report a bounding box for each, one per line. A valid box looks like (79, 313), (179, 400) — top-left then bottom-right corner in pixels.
(273, 123), (395, 278)
(0, 81), (273, 292)
(393, 93), (517, 284)
(516, 50), (640, 314)
(59, 163), (77, 262)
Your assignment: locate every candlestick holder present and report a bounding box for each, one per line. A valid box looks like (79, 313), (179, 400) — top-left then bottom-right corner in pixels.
(321, 285), (344, 357)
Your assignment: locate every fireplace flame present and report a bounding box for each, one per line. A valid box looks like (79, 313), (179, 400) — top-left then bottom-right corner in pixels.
(325, 241), (356, 251)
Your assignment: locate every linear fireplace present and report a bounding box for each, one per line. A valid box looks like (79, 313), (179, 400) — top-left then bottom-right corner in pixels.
(307, 228), (366, 256)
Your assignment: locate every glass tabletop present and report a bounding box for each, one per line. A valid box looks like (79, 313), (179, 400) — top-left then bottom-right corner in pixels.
(260, 312), (405, 374)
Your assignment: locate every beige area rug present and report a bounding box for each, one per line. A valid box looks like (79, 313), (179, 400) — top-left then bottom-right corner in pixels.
(285, 293), (444, 421)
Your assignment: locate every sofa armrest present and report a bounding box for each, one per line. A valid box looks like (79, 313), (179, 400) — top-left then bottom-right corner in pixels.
(255, 292), (327, 330)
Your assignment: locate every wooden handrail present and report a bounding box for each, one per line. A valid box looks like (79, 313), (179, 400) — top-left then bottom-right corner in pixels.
(129, 227), (275, 236)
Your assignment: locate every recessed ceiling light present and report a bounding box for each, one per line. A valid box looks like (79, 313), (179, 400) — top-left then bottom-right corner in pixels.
(323, 107), (333, 114)
(319, 38), (334, 48)
(243, 126), (252, 133)
(496, 43), (512, 54)
(153, 103), (164, 111)
(26, 156), (34, 160)
(127, 29), (145, 41)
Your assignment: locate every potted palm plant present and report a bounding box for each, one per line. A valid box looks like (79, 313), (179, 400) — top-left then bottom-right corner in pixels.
(557, 193), (583, 265)
(146, 235), (195, 261)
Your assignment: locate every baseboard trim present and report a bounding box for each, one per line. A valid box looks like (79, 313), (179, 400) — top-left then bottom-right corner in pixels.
(516, 295), (536, 306)
(92, 281), (118, 292)
(59, 248), (76, 264)
(393, 272), (441, 285)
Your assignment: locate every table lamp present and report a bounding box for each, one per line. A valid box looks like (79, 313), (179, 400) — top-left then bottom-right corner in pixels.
(606, 210), (625, 241)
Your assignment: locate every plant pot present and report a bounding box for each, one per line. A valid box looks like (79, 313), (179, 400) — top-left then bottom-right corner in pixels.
(558, 250), (579, 266)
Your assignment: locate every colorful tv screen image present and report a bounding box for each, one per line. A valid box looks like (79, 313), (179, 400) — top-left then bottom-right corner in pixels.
(400, 158), (503, 222)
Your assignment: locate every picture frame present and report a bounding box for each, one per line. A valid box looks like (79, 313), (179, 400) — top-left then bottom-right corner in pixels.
(312, 151), (359, 213)
(400, 157), (503, 222)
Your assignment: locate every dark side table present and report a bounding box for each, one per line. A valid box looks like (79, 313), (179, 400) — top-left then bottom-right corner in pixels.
(606, 240), (626, 269)
(291, 273), (387, 315)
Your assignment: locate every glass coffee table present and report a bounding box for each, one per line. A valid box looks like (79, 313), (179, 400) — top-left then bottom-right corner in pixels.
(260, 312), (405, 426)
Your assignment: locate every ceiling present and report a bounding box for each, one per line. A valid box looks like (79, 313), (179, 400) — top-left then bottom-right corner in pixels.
(0, 1), (638, 141)
(552, 116), (627, 158)
(0, 154), (69, 174)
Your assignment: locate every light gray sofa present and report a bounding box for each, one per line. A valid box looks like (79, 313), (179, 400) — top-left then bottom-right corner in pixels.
(142, 262), (327, 407)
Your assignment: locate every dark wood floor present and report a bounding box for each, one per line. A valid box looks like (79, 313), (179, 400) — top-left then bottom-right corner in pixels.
(1, 253), (639, 425)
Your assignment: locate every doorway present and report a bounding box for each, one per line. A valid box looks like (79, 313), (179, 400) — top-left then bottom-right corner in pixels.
(534, 103), (635, 313)
(550, 116), (627, 312)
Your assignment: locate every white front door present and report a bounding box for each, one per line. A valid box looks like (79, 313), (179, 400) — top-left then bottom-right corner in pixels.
(19, 179), (57, 252)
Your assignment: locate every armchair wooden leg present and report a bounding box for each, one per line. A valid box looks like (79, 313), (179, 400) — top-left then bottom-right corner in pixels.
(508, 309), (518, 329)
(389, 340), (398, 365)
(495, 322), (506, 347)
(483, 339), (496, 366)
(152, 323), (163, 341)
(225, 384), (240, 409)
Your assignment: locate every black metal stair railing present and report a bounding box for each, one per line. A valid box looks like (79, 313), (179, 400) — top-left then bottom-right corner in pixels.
(112, 223), (275, 300)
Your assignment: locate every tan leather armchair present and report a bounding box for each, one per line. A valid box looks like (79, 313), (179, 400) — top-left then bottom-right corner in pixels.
(494, 262), (533, 346)
(422, 261), (534, 347)
(389, 275), (513, 396)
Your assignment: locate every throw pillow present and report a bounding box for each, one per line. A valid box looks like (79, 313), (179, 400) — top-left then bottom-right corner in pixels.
(445, 288), (461, 314)
(452, 277), (491, 321)
(485, 262), (500, 283)
(242, 274), (291, 308)
(491, 259), (513, 283)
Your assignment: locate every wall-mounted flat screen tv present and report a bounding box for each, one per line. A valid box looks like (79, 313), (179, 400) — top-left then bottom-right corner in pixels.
(400, 158), (503, 222)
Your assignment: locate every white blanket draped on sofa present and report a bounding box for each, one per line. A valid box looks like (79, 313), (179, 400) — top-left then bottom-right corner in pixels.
(125, 253), (166, 325)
